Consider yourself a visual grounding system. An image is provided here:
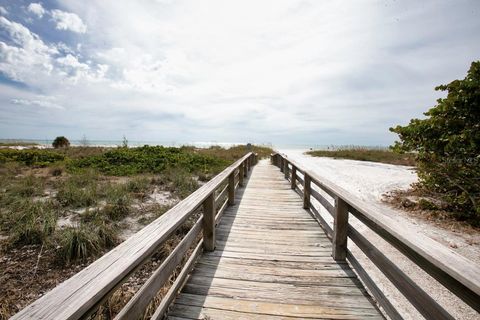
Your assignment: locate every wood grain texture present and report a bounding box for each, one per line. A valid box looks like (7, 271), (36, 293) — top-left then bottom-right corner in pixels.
(332, 197), (349, 261)
(168, 160), (382, 319)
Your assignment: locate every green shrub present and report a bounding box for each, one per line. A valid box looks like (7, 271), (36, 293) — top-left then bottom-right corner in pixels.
(0, 149), (65, 166)
(68, 145), (227, 176)
(52, 136), (70, 148)
(390, 61), (480, 224)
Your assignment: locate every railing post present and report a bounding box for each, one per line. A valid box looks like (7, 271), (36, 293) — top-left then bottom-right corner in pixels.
(303, 173), (311, 209)
(284, 160), (289, 179)
(203, 193), (215, 251)
(239, 166), (244, 186)
(291, 166), (296, 189)
(244, 161), (248, 177)
(228, 172), (235, 205)
(332, 197), (349, 261)
(280, 157), (284, 173)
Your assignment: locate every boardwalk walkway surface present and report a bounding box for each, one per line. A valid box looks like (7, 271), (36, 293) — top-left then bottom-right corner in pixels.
(168, 160), (383, 319)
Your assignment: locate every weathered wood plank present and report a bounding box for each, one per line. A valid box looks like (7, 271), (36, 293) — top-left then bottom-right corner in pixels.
(115, 219), (202, 319)
(332, 197), (349, 261)
(150, 241), (203, 320)
(168, 160), (381, 319)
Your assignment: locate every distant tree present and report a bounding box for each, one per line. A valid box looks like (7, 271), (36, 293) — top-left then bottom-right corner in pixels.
(52, 136), (70, 149)
(390, 61), (480, 223)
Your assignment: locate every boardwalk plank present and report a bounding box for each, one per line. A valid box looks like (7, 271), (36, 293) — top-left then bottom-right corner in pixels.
(168, 160), (382, 319)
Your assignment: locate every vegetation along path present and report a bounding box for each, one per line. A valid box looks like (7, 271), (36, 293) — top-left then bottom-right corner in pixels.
(167, 160), (383, 319)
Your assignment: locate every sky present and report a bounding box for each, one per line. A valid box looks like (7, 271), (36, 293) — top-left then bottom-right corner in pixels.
(0, 0), (479, 146)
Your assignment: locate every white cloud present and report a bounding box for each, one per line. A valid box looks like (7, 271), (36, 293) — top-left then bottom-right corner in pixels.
(1, 1), (479, 144)
(11, 97), (64, 109)
(27, 3), (45, 18)
(0, 6), (8, 15)
(0, 16), (57, 81)
(51, 9), (87, 33)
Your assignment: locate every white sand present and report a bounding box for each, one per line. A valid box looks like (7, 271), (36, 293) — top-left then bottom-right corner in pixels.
(279, 149), (480, 320)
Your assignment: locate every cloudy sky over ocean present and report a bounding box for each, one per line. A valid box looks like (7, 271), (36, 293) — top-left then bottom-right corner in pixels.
(0, 1), (479, 145)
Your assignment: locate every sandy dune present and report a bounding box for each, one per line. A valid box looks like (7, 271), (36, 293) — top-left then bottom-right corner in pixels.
(279, 149), (479, 320)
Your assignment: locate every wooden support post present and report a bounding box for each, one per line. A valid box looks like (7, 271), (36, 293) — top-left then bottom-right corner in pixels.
(203, 193), (215, 251)
(280, 157), (284, 173)
(291, 166), (296, 189)
(228, 173), (235, 205)
(303, 173), (311, 209)
(244, 161), (248, 177)
(284, 160), (289, 179)
(239, 166), (244, 186)
(332, 197), (349, 261)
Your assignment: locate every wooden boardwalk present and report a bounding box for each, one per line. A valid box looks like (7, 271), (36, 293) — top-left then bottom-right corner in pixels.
(168, 160), (383, 319)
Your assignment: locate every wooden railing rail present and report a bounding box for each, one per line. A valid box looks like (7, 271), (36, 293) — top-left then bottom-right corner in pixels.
(271, 152), (480, 320)
(13, 152), (257, 320)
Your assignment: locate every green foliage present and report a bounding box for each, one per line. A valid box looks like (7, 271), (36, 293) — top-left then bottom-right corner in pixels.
(306, 148), (415, 166)
(56, 225), (101, 264)
(68, 145), (228, 176)
(55, 220), (120, 264)
(0, 149), (65, 166)
(10, 200), (58, 245)
(126, 176), (151, 194)
(157, 168), (200, 199)
(102, 193), (131, 221)
(52, 136), (70, 148)
(5, 175), (45, 197)
(390, 61), (480, 224)
(55, 170), (102, 208)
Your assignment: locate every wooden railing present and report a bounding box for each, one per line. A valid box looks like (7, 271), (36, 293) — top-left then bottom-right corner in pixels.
(271, 152), (480, 320)
(13, 152), (258, 320)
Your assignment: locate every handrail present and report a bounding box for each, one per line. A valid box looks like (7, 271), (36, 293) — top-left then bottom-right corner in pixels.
(271, 152), (480, 319)
(13, 152), (258, 320)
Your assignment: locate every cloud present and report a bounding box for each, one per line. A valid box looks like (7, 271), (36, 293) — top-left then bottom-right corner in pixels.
(0, 1), (479, 144)
(50, 9), (87, 33)
(0, 6), (8, 15)
(0, 16), (57, 81)
(11, 97), (64, 109)
(27, 3), (45, 18)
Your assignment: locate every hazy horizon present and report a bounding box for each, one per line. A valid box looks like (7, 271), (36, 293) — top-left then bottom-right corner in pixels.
(1, 1), (479, 145)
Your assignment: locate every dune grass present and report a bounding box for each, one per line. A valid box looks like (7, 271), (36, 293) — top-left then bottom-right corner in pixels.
(307, 148), (416, 166)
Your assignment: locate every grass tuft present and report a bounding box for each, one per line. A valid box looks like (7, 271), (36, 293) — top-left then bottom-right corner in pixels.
(307, 148), (415, 166)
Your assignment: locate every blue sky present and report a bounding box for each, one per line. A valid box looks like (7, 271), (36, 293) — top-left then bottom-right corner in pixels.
(0, 1), (479, 146)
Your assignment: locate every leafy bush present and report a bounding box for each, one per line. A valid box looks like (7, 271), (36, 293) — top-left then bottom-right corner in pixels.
(0, 149), (65, 166)
(68, 145), (228, 176)
(52, 136), (70, 148)
(390, 61), (480, 224)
